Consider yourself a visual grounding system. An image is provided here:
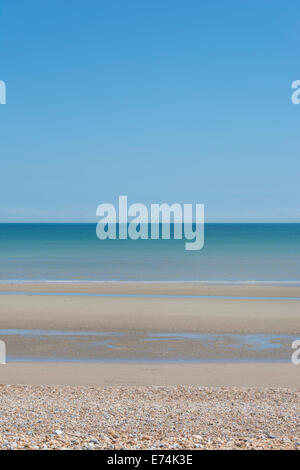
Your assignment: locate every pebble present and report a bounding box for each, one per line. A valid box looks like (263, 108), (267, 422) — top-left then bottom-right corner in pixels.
(0, 385), (298, 450)
(89, 439), (99, 444)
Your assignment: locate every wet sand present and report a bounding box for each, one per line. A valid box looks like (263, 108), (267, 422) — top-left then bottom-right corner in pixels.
(0, 283), (299, 387)
(0, 330), (295, 362)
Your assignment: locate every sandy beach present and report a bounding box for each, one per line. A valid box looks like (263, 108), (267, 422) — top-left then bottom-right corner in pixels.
(0, 362), (299, 388)
(0, 282), (299, 450)
(1, 284), (299, 335)
(0, 283), (299, 366)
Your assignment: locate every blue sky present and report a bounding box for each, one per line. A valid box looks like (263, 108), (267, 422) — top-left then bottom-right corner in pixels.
(0, 0), (299, 222)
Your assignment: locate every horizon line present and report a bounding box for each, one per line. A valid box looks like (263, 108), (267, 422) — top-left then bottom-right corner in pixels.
(0, 221), (299, 225)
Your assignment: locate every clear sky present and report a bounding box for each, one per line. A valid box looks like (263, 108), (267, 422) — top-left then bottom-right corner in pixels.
(0, 0), (299, 222)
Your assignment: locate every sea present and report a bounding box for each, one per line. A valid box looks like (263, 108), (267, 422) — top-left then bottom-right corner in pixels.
(0, 223), (299, 283)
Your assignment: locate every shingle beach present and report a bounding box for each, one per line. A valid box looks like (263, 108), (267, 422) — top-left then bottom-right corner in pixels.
(0, 385), (299, 450)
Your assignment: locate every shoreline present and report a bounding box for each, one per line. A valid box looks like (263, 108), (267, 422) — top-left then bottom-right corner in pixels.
(0, 281), (300, 298)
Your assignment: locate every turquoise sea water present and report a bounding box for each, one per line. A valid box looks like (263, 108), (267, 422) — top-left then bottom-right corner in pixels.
(0, 223), (299, 282)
